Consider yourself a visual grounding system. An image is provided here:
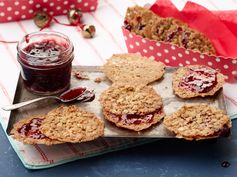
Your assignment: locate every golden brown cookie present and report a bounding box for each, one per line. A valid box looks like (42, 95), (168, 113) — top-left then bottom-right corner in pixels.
(100, 84), (165, 131)
(10, 115), (62, 145)
(172, 65), (224, 98)
(40, 105), (104, 143)
(163, 104), (231, 140)
(102, 53), (165, 85)
(124, 6), (216, 55)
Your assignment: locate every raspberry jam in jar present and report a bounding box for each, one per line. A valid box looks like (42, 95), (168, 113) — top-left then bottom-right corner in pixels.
(17, 31), (74, 95)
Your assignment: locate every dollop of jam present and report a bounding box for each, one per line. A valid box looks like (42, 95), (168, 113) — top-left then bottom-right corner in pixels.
(59, 87), (95, 102)
(179, 66), (218, 93)
(18, 118), (46, 139)
(111, 109), (161, 125)
(60, 87), (86, 101)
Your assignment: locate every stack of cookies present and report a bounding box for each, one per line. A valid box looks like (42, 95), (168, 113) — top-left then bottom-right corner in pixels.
(124, 6), (216, 55)
(11, 105), (104, 145)
(100, 84), (165, 131)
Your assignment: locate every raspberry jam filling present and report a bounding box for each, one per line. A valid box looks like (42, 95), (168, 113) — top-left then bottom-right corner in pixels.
(18, 37), (73, 95)
(179, 66), (218, 93)
(213, 124), (230, 137)
(111, 109), (161, 125)
(18, 118), (46, 139)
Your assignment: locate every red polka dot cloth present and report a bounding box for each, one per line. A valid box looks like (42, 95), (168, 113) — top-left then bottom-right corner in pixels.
(0, 0), (98, 23)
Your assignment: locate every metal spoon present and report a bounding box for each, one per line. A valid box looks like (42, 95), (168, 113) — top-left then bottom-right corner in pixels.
(1, 88), (95, 111)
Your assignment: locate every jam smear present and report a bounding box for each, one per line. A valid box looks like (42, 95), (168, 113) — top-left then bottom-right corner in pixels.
(179, 66), (218, 93)
(213, 124), (230, 137)
(111, 108), (161, 125)
(18, 118), (46, 139)
(78, 90), (95, 102)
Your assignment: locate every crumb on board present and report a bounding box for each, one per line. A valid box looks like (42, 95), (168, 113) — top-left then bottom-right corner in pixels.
(74, 71), (90, 80)
(94, 77), (103, 83)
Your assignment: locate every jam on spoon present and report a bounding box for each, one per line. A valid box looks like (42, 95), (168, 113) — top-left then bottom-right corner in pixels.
(2, 87), (95, 111)
(59, 87), (95, 102)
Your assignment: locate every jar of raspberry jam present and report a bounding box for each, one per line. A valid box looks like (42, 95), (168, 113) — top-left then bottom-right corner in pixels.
(17, 31), (74, 95)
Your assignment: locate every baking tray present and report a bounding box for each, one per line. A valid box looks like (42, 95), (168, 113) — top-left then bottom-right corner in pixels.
(6, 66), (227, 138)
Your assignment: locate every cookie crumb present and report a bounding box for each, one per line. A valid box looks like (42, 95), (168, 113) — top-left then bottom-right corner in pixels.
(94, 77), (103, 83)
(75, 71), (90, 80)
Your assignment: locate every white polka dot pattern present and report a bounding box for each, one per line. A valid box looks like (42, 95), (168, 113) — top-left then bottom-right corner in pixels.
(0, 0), (98, 23)
(122, 27), (237, 82)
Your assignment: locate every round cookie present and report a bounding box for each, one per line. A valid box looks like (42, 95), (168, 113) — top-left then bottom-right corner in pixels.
(102, 53), (165, 85)
(163, 104), (231, 140)
(10, 115), (62, 145)
(172, 65), (224, 98)
(40, 105), (104, 143)
(100, 84), (165, 131)
(100, 84), (163, 115)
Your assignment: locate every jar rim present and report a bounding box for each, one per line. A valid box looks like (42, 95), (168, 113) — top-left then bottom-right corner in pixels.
(17, 31), (73, 60)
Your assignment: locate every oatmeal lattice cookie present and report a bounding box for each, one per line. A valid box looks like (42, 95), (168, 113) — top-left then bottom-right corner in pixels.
(100, 84), (165, 131)
(124, 6), (216, 55)
(163, 104), (231, 140)
(172, 65), (224, 98)
(40, 105), (104, 143)
(10, 115), (62, 145)
(102, 53), (165, 85)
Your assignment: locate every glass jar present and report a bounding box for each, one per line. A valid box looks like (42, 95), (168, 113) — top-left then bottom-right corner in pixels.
(17, 31), (74, 95)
